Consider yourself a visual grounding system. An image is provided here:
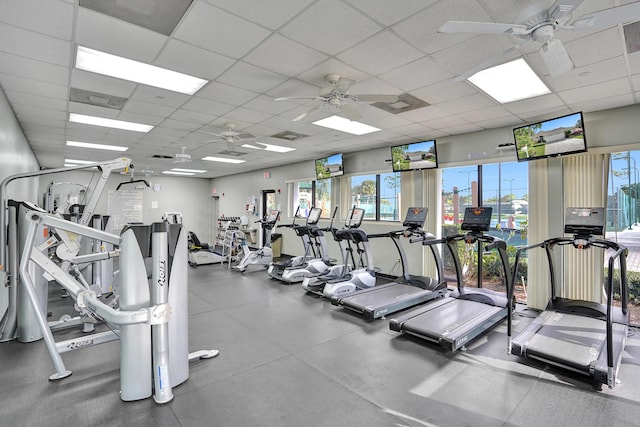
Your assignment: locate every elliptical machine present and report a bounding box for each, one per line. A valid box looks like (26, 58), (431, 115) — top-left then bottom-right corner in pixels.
(267, 206), (320, 280)
(321, 208), (376, 298)
(232, 210), (280, 273)
(302, 207), (360, 295)
(279, 206), (338, 283)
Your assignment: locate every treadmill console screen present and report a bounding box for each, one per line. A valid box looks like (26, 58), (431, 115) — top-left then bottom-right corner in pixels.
(266, 210), (280, 222)
(345, 208), (365, 228)
(460, 207), (492, 232)
(307, 207), (322, 225)
(402, 207), (428, 228)
(564, 207), (604, 236)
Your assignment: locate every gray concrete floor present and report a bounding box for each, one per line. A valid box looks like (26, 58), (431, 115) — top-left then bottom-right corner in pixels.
(0, 264), (639, 427)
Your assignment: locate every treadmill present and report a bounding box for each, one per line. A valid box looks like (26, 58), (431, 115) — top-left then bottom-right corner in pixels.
(507, 207), (629, 389)
(331, 207), (448, 321)
(389, 207), (511, 352)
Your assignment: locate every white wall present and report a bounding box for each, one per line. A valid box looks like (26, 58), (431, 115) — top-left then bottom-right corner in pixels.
(0, 88), (40, 318)
(37, 170), (213, 238)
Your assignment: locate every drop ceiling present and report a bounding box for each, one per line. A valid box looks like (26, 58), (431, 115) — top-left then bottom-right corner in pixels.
(0, 0), (639, 178)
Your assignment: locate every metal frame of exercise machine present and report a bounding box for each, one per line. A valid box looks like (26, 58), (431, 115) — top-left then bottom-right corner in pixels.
(331, 207), (448, 321)
(389, 207), (512, 352)
(507, 207), (629, 389)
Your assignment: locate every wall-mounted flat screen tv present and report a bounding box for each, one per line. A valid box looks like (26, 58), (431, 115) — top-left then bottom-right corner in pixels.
(513, 112), (586, 162)
(390, 140), (438, 172)
(315, 153), (344, 180)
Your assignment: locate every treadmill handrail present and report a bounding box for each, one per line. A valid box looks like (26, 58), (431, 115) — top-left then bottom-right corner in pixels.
(507, 235), (629, 382)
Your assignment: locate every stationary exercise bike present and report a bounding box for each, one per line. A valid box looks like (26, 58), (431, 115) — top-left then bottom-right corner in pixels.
(232, 210), (280, 273)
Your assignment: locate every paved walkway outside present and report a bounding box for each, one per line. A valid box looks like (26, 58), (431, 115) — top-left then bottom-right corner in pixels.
(606, 225), (640, 272)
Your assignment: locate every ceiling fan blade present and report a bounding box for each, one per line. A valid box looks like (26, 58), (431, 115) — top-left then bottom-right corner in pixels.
(275, 96), (324, 101)
(570, 2), (640, 30)
(292, 104), (324, 122)
(201, 131), (223, 137)
(540, 39), (574, 77)
(455, 45), (522, 82)
(354, 94), (399, 103)
(547, 0), (584, 21)
(438, 20), (529, 35)
(339, 104), (362, 121)
(333, 77), (355, 93)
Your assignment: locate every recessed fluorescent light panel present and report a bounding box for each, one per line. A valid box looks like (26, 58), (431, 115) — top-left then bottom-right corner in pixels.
(162, 171), (196, 176)
(241, 143), (295, 153)
(312, 115), (381, 135)
(76, 46), (208, 95)
(467, 58), (551, 103)
(69, 113), (153, 132)
(170, 168), (206, 173)
(201, 156), (246, 164)
(66, 140), (129, 152)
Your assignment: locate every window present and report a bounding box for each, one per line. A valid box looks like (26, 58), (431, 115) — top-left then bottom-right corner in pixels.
(608, 151), (639, 326)
(349, 172), (402, 221)
(380, 172), (401, 221)
(314, 179), (332, 218)
(292, 181), (312, 217)
(351, 174), (377, 220)
(441, 162), (528, 300)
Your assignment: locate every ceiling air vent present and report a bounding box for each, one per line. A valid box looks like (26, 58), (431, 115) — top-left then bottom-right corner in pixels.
(371, 93), (430, 114)
(218, 149), (247, 157)
(151, 154), (173, 159)
(271, 131), (309, 141)
(70, 88), (127, 110)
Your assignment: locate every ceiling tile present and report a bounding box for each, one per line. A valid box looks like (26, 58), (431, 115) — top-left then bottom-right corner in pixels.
(123, 100), (177, 118)
(217, 61), (288, 93)
(412, 80), (477, 105)
(280, 0), (382, 55)
(243, 34), (328, 76)
(71, 69), (137, 98)
(203, 0), (315, 30)
(169, 109), (217, 126)
(337, 30), (424, 75)
(130, 86), (191, 108)
(173, 2), (270, 58)
(379, 57), (453, 91)
(181, 97), (235, 117)
(345, 0), (437, 26)
(1, 74), (67, 100)
(75, 8), (167, 63)
(0, 0), (73, 40)
(295, 58), (372, 87)
(0, 52), (69, 86)
(155, 39), (236, 81)
(393, 1), (492, 54)
(565, 28), (623, 68)
(558, 78), (632, 104)
(196, 81), (258, 106)
(0, 23), (70, 66)
(5, 91), (67, 112)
(437, 93), (498, 115)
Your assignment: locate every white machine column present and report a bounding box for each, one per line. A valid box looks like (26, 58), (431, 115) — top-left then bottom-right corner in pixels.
(150, 222), (173, 404)
(119, 227), (152, 401)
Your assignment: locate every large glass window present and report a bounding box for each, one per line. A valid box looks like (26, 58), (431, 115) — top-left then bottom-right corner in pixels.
(351, 174), (377, 220)
(441, 162), (528, 301)
(348, 172), (402, 221)
(292, 181), (312, 217)
(607, 151), (639, 326)
(314, 179), (332, 218)
(380, 172), (401, 221)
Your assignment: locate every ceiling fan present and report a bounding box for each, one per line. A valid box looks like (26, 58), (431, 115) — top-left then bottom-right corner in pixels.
(275, 73), (399, 122)
(438, 0), (640, 79)
(172, 146), (192, 163)
(201, 122), (255, 144)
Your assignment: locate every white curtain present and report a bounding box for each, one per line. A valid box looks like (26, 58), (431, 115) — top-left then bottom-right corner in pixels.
(562, 153), (610, 303)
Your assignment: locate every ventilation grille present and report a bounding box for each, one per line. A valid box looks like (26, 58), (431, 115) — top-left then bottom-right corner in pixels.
(371, 93), (429, 114)
(70, 88), (127, 110)
(271, 131), (309, 141)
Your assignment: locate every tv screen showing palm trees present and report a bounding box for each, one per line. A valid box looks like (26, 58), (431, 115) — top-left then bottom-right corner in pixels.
(390, 140), (438, 172)
(315, 153), (344, 179)
(514, 112), (586, 162)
